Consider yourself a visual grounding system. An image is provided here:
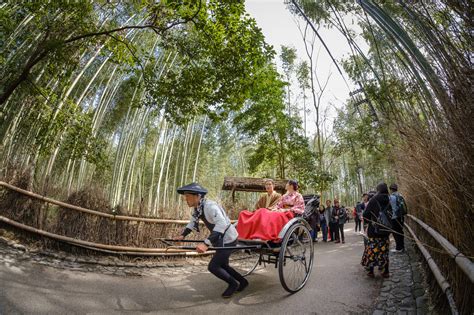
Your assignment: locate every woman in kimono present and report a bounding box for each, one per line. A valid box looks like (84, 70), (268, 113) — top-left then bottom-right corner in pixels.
(237, 180), (305, 241)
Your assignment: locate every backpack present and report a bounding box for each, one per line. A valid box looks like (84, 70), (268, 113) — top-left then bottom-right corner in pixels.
(373, 203), (392, 236)
(397, 195), (408, 216)
(340, 208), (348, 223)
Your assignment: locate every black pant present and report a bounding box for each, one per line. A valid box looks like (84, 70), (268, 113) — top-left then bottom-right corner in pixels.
(338, 224), (345, 242)
(329, 222), (338, 241)
(391, 217), (404, 250)
(354, 217), (362, 232)
(208, 241), (245, 286)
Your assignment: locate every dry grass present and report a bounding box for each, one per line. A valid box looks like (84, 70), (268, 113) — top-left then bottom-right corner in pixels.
(393, 117), (473, 314)
(0, 167), (208, 253)
(0, 166), (43, 228)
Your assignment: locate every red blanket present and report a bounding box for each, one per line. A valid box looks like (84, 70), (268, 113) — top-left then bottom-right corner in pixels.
(237, 208), (294, 241)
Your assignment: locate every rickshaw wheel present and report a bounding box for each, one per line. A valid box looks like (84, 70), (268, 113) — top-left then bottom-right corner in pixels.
(278, 222), (314, 293)
(232, 249), (261, 277)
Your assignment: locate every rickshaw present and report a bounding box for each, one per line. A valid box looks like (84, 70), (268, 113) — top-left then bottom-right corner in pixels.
(161, 195), (320, 293)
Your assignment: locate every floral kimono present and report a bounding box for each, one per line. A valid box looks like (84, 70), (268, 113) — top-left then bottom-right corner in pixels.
(276, 191), (305, 214)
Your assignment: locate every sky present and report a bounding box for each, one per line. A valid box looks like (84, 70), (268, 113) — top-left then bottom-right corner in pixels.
(245, 0), (366, 137)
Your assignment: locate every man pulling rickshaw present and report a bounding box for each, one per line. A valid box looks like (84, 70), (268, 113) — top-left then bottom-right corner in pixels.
(176, 182), (248, 298)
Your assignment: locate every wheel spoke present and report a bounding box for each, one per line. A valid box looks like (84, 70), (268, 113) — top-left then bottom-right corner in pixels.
(278, 224), (314, 293)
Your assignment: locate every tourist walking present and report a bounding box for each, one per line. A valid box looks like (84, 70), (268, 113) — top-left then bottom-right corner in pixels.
(319, 205), (329, 242)
(354, 201), (363, 232)
(326, 200), (336, 241)
(389, 183), (407, 252)
(333, 199), (346, 243)
(308, 204), (320, 241)
(328, 199), (339, 242)
(361, 183), (391, 278)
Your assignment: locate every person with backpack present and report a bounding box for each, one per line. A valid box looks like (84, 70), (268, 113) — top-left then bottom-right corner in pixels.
(389, 183), (407, 253)
(361, 183), (391, 278)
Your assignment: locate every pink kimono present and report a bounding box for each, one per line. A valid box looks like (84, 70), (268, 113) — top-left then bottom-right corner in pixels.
(276, 191), (305, 214)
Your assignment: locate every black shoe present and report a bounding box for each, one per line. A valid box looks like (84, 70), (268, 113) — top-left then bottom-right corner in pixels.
(237, 278), (249, 292)
(222, 281), (239, 298)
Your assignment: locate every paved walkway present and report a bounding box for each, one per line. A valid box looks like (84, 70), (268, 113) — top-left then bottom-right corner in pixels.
(0, 223), (433, 314)
(371, 236), (434, 315)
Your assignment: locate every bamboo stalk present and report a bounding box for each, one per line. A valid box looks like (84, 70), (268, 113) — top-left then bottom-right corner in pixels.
(193, 117), (207, 181)
(148, 116), (165, 214)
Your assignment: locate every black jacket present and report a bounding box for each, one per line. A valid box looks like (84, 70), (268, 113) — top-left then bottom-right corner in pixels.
(308, 211), (320, 230)
(363, 193), (390, 238)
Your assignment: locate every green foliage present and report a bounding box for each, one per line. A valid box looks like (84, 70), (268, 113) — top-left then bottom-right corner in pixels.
(230, 62), (320, 190)
(287, 0), (359, 26)
(146, 0), (274, 124)
(280, 45), (297, 78)
(296, 60), (310, 90)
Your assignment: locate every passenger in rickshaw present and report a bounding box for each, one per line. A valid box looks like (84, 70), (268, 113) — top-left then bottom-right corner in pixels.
(254, 178), (282, 210)
(237, 179), (305, 242)
(176, 182), (248, 298)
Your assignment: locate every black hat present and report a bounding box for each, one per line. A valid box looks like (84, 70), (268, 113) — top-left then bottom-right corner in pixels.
(177, 182), (208, 195)
(389, 183), (398, 191)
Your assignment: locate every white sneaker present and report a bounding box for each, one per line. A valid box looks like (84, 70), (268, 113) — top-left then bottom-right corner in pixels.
(390, 249), (404, 253)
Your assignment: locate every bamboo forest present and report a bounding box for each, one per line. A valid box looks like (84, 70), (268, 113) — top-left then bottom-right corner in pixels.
(0, 1), (472, 314)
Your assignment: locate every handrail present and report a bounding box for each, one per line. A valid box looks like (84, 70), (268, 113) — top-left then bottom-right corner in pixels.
(0, 181), (197, 224)
(405, 222), (459, 315)
(407, 214), (474, 283)
(0, 215), (214, 256)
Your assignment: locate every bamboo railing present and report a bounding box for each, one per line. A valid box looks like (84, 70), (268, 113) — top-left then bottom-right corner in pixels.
(0, 181), (192, 224)
(0, 215), (213, 256)
(405, 222), (459, 314)
(405, 214), (474, 315)
(0, 180), (221, 256)
(407, 214), (474, 283)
